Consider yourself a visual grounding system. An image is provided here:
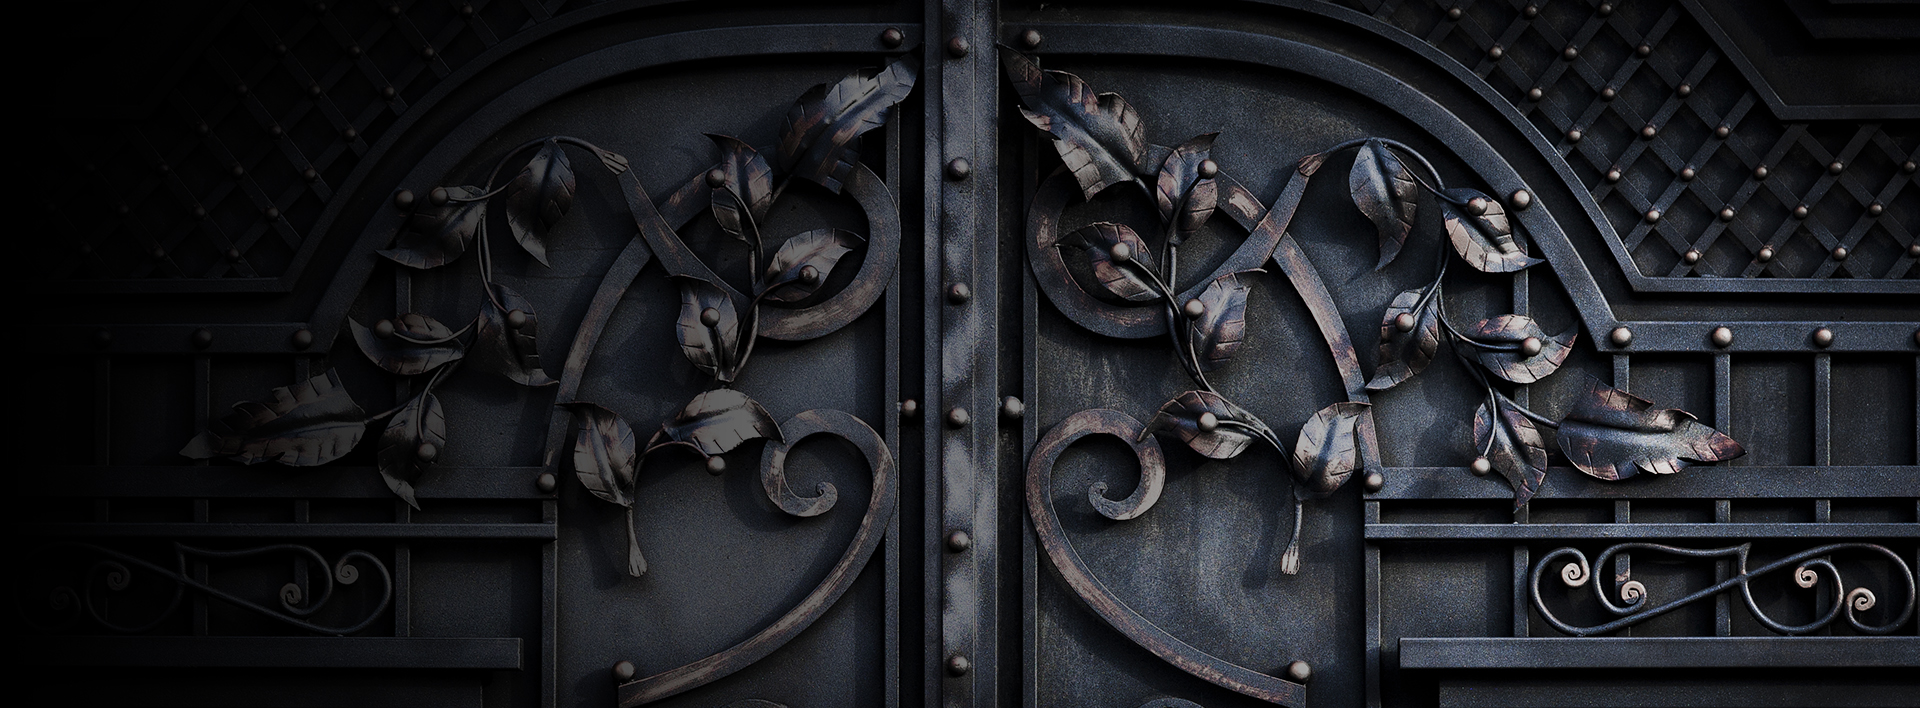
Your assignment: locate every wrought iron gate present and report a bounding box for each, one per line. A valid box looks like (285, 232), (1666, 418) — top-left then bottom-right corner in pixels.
(17, 1), (1919, 707)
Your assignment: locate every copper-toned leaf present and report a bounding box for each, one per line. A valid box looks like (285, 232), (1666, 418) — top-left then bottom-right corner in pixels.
(1366, 285), (1442, 391)
(654, 389), (784, 456)
(379, 186), (484, 269)
(1189, 272), (1251, 372)
(777, 54), (919, 193)
(1001, 48), (1148, 200)
(707, 134), (775, 242)
(1068, 222), (1157, 302)
(1555, 375), (1746, 481)
(1291, 401), (1370, 498)
(1155, 133), (1219, 245)
(349, 313), (466, 376)
(762, 228), (862, 303)
(1141, 390), (1263, 460)
(1475, 393), (1547, 509)
(1349, 139), (1418, 270)
(1464, 314), (1576, 384)
(674, 277), (741, 381)
(1441, 187), (1542, 273)
(504, 139), (575, 266)
(472, 282), (556, 386)
(377, 390), (445, 510)
(565, 401), (638, 507)
(180, 370), (367, 467)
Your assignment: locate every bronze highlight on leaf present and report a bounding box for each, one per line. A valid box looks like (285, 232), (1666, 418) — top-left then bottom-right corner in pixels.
(504, 139), (577, 266)
(180, 370), (368, 468)
(1001, 48), (1148, 200)
(1556, 375), (1745, 481)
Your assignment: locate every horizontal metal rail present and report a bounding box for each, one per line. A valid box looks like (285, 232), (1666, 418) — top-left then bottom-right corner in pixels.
(1368, 466), (1920, 500)
(1366, 523), (1917, 541)
(28, 637), (523, 670)
(20, 522), (556, 540)
(1401, 636), (1920, 669)
(22, 466), (549, 500)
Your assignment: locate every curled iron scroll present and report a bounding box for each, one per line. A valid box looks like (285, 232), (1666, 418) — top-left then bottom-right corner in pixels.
(617, 408), (896, 706)
(1027, 408), (1306, 707)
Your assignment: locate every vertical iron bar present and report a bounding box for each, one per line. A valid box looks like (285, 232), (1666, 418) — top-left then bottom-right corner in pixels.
(394, 267), (412, 639)
(93, 354), (111, 466)
(884, 109), (902, 708)
(1510, 232), (1532, 642)
(1814, 353), (1831, 466)
(543, 498), (557, 708)
(920, 7), (949, 706)
(1366, 499), (1383, 708)
(1715, 353), (1732, 634)
(193, 354), (211, 633)
(1613, 355), (1630, 637)
(1020, 98), (1043, 708)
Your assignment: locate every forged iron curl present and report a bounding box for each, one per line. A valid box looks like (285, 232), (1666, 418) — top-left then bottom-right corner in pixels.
(1532, 542), (1916, 637)
(21, 542), (391, 636)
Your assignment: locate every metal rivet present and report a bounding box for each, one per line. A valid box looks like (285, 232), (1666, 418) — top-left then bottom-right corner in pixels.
(612, 661), (636, 682)
(1566, 128), (1583, 143)
(416, 442), (438, 462)
(343, 127), (358, 140)
(1905, 161), (1917, 174)
(1909, 243), (1920, 259)
(1868, 202), (1884, 217)
(1641, 124), (1658, 139)
(947, 654), (971, 676)
(1393, 312), (1416, 332)
(1362, 472), (1384, 493)
(1712, 327), (1733, 348)
(1447, 7), (1463, 20)
(274, 43), (288, 55)
(506, 309), (530, 330)
(117, 203), (132, 216)
(1832, 246), (1849, 261)
(93, 329), (113, 348)
(706, 456), (726, 475)
(374, 319), (397, 339)
(1828, 161), (1844, 175)
(1488, 45), (1504, 60)
(381, 86), (396, 100)
(235, 83), (249, 95)
(428, 187), (449, 207)
(1184, 299), (1206, 319)
(1684, 249), (1702, 264)
(879, 27), (904, 47)
(195, 122), (210, 135)
(1793, 205), (1809, 219)
(1757, 246), (1775, 263)
(1597, 2), (1613, 16)
(705, 168), (727, 189)
(1197, 159), (1219, 179)
(799, 264), (820, 285)
(1520, 336), (1543, 356)
(231, 164), (246, 178)
(303, 168), (319, 182)
(269, 124), (284, 137)
(1197, 411), (1220, 433)
(264, 207), (281, 220)
(349, 45), (362, 56)
(1637, 43), (1652, 57)
(292, 329), (314, 350)
(1509, 189), (1533, 211)
(1527, 87), (1543, 102)
(1715, 125), (1731, 139)
(1677, 83), (1692, 97)
(947, 283), (971, 304)
(151, 245), (167, 260)
(1610, 326), (1633, 347)
(1680, 167), (1695, 181)
(1022, 29), (1043, 49)
(1466, 197), (1489, 216)
(309, 83), (323, 97)
(314, 2), (328, 12)
(1812, 328), (1834, 348)
(1719, 207), (1735, 222)
(900, 399), (919, 418)
(1753, 165), (1769, 180)
(699, 307), (720, 327)
(1600, 87), (1616, 101)
(226, 247), (242, 261)
(388, 5), (401, 15)
(536, 472), (557, 493)
(1524, 5), (1539, 19)
(1563, 46), (1579, 61)
(1110, 241), (1133, 263)
(421, 46), (436, 59)
(946, 529), (972, 552)
(192, 328), (213, 349)
(946, 36), (970, 58)
(1470, 457), (1493, 476)
(394, 190), (415, 209)
(1645, 209), (1661, 224)
(1001, 396), (1024, 420)
(1605, 167), (1622, 183)
(946, 157), (972, 180)
(947, 407), (969, 428)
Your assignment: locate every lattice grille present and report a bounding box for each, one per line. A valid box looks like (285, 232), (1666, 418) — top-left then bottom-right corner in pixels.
(1345, 0), (1920, 280)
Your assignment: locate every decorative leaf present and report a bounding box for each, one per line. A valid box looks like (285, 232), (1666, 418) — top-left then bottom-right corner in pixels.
(1291, 401), (1370, 498)
(379, 186), (484, 269)
(762, 228), (862, 304)
(1464, 314), (1576, 384)
(348, 313), (466, 376)
(1000, 48), (1148, 200)
(1475, 393), (1548, 510)
(472, 282), (556, 387)
(674, 277), (741, 381)
(1141, 390), (1264, 460)
(707, 134), (775, 242)
(1349, 139), (1418, 270)
(377, 390), (446, 510)
(1366, 285), (1442, 391)
(1555, 376), (1746, 481)
(1441, 187), (1542, 273)
(777, 54), (920, 193)
(1189, 272), (1252, 372)
(504, 139), (576, 266)
(652, 389), (783, 456)
(1068, 222), (1157, 302)
(1155, 133), (1219, 245)
(180, 370), (367, 467)
(565, 402), (638, 507)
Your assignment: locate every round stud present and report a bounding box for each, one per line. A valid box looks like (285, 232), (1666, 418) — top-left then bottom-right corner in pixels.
(1904, 161), (1917, 174)
(1001, 395), (1025, 420)
(226, 247), (242, 261)
(947, 654), (971, 677)
(1287, 660), (1312, 683)
(388, 5), (401, 15)
(150, 245), (166, 260)
(157, 162), (171, 173)
(1447, 7), (1463, 20)
(946, 157), (972, 180)
(1466, 197), (1489, 216)
(1567, 128), (1583, 143)
(381, 86), (396, 100)
(393, 190), (415, 209)
(1109, 241), (1133, 264)
(1812, 327), (1834, 348)
(1909, 243), (1920, 258)
(1598, 3), (1613, 16)
(343, 127), (358, 140)
(232, 164), (247, 178)
(1470, 457), (1493, 476)
(1828, 161), (1844, 175)
(880, 27), (904, 48)
(192, 328), (213, 349)
(1488, 45), (1504, 60)
(1509, 189), (1533, 211)
(504, 309), (528, 330)
(269, 124), (284, 137)
(291, 328), (314, 350)
(947, 283), (971, 304)
(275, 43), (288, 55)
(1610, 326), (1633, 347)
(1680, 167), (1696, 181)
(1677, 83), (1692, 98)
(1715, 125), (1731, 139)
(195, 122), (210, 135)
(1197, 411), (1220, 433)
(1719, 207), (1735, 222)
(235, 83), (249, 95)
(1362, 471), (1385, 493)
(264, 207), (281, 220)
(1197, 159), (1219, 179)
(374, 319), (397, 339)
(536, 472), (557, 493)
(315, 2), (328, 11)
(1394, 312), (1416, 332)
(421, 47), (435, 59)
(309, 83), (323, 97)
(698, 307), (720, 327)
(1753, 165), (1769, 180)
(1832, 246), (1849, 261)
(1757, 246), (1775, 263)
(1684, 249), (1702, 264)
(799, 264), (820, 285)
(196, 206), (210, 219)
(93, 329), (113, 348)
(1563, 46), (1579, 61)
(947, 407), (969, 429)
(1645, 209), (1661, 223)
(1184, 299), (1206, 319)
(1527, 87), (1543, 102)
(1712, 326), (1733, 348)
(1793, 204), (1809, 219)
(1868, 202), (1883, 217)
(1022, 29), (1043, 49)
(1521, 336), (1543, 356)
(899, 399), (920, 418)
(705, 456), (726, 475)
(705, 168), (727, 189)
(1605, 167), (1622, 183)
(303, 168), (319, 182)
(1600, 87), (1616, 101)
(946, 529), (972, 552)
(1641, 124), (1658, 139)
(118, 203), (132, 216)
(416, 442), (438, 462)
(1524, 5), (1539, 19)
(1636, 43), (1652, 57)
(348, 44), (362, 56)
(428, 187), (449, 207)
(946, 36), (970, 58)
(612, 661), (636, 682)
